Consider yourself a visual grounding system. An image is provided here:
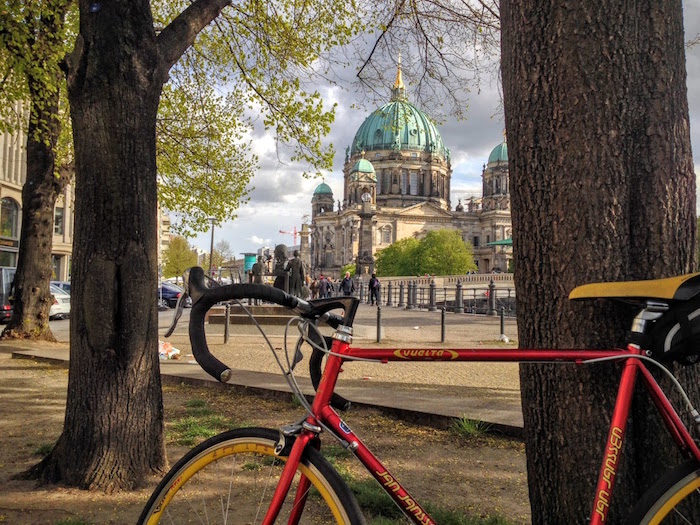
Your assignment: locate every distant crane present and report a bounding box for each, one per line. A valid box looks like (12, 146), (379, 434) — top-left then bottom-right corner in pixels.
(279, 226), (299, 246)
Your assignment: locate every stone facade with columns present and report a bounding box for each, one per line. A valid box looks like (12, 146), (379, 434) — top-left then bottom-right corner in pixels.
(310, 66), (512, 279)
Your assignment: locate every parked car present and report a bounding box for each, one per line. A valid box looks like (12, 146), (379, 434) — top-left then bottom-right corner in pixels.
(49, 283), (71, 320)
(0, 266), (17, 323)
(51, 281), (71, 293)
(158, 282), (191, 309)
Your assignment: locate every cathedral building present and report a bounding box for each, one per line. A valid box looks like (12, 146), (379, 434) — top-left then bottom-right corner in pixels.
(310, 65), (512, 278)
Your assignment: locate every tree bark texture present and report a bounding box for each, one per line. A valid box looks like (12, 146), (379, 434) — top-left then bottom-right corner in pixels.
(501, 0), (696, 522)
(3, 92), (65, 341)
(33, 0), (167, 490)
(1, 5), (72, 341)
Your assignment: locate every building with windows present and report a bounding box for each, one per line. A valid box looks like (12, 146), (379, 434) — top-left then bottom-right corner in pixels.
(2, 105), (171, 281)
(309, 65), (512, 278)
(0, 106), (74, 279)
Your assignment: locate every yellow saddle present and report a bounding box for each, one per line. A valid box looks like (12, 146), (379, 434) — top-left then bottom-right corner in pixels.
(569, 273), (700, 302)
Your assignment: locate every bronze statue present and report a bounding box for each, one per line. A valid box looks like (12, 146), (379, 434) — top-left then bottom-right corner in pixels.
(287, 250), (305, 297)
(272, 244), (289, 291)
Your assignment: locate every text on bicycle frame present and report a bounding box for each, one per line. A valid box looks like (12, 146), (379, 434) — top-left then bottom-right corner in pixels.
(393, 349), (459, 360)
(595, 426), (624, 521)
(376, 470), (435, 524)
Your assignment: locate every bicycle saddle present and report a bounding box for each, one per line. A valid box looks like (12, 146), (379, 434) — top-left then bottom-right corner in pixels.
(569, 272), (700, 302)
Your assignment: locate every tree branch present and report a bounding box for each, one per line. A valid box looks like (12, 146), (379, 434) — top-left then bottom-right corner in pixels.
(157, 0), (231, 73)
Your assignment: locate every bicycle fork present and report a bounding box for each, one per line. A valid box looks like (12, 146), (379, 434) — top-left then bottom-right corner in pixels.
(262, 424), (318, 525)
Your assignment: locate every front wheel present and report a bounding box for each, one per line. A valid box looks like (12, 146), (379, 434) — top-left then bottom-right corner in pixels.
(626, 459), (700, 524)
(138, 427), (366, 524)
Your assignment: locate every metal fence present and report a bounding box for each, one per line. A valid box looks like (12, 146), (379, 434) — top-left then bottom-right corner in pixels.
(331, 279), (516, 317)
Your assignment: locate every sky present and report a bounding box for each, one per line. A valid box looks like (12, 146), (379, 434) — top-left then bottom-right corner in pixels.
(189, 4), (700, 258)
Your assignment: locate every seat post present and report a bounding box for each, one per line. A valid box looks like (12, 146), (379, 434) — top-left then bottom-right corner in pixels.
(630, 301), (669, 335)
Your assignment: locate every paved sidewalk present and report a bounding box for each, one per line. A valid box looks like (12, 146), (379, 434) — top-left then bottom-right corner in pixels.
(9, 304), (524, 437)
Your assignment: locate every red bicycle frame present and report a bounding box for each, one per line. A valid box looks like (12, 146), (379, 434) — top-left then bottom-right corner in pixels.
(263, 340), (700, 525)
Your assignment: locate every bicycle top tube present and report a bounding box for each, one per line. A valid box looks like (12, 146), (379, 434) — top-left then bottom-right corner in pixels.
(339, 345), (631, 364)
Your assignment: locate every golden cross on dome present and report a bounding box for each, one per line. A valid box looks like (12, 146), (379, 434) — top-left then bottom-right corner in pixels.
(394, 52), (404, 90)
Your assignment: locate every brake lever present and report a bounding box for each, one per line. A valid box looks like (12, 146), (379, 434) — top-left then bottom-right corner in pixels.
(164, 290), (188, 337)
(204, 273), (222, 288)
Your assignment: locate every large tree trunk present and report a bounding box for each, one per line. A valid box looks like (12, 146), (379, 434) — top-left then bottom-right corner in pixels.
(501, 0), (696, 522)
(1, 6), (72, 341)
(2, 93), (66, 341)
(31, 0), (167, 490)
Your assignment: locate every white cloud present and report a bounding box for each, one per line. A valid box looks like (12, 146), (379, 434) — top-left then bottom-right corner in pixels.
(250, 235), (270, 246)
(189, 8), (700, 257)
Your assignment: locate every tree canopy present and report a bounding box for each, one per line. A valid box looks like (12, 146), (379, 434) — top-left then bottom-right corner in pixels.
(375, 230), (476, 276)
(162, 236), (198, 279)
(414, 229), (477, 275)
(374, 237), (421, 277)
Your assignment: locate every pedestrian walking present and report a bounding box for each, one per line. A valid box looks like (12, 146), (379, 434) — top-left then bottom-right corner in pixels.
(369, 273), (380, 305)
(318, 275), (331, 298)
(340, 272), (355, 296)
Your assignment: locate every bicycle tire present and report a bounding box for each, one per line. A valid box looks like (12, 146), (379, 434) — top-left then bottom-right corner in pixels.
(625, 459), (700, 524)
(138, 427), (366, 525)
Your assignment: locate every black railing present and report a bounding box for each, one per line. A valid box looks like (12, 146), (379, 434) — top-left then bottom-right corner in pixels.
(352, 279), (517, 317)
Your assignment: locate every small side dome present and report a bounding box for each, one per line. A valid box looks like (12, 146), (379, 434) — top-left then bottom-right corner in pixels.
(350, 158), (375, 175)
(350, 155), (377, 183)
(313, 182), (333, 195)
(488, 139), (508, 164)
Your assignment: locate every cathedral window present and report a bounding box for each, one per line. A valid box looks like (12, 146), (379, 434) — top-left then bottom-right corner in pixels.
(401, 170), (408, 193)
(409, 172), (419, 195)
(382, 226), (392, 244)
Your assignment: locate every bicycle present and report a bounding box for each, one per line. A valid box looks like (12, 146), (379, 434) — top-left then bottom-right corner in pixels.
(139, 266), (700, 524)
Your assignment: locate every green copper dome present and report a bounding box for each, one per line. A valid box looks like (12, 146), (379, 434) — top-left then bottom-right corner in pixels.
(350, 157), (376, 182)
(351, 101), (448, 160)
(313, 182), (333, 195)
(350, 158), (375, 174)
(350, 73), (449, 161)
(488, 139), (508, 164)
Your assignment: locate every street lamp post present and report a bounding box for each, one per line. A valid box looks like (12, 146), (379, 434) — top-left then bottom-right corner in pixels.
(208, 217), (216, 279)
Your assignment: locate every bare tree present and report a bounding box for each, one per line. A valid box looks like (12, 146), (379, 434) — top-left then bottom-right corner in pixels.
(350, 0), (501, 121)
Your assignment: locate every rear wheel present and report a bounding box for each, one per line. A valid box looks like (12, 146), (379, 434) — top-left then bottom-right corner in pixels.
(626, 459), (700, 524)
(138, 427), (366, 524)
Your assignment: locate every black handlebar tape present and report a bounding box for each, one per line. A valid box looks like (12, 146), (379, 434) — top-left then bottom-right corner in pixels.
(187, 267), (303, 382)
(323, 312), (345, 329)
(189, 300), (232, 382)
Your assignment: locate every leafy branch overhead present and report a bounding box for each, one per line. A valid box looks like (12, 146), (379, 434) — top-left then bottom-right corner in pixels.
(149, 0), (364, 233)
